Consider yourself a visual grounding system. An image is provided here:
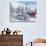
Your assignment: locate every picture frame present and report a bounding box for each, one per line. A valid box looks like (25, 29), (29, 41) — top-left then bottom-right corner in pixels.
(10, 0), (37, 22)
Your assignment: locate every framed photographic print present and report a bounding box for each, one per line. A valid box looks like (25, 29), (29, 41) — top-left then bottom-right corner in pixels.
(10, 0), (37, 22)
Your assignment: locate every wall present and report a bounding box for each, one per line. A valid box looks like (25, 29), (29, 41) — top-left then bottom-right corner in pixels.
(0, 0), (46, 45)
